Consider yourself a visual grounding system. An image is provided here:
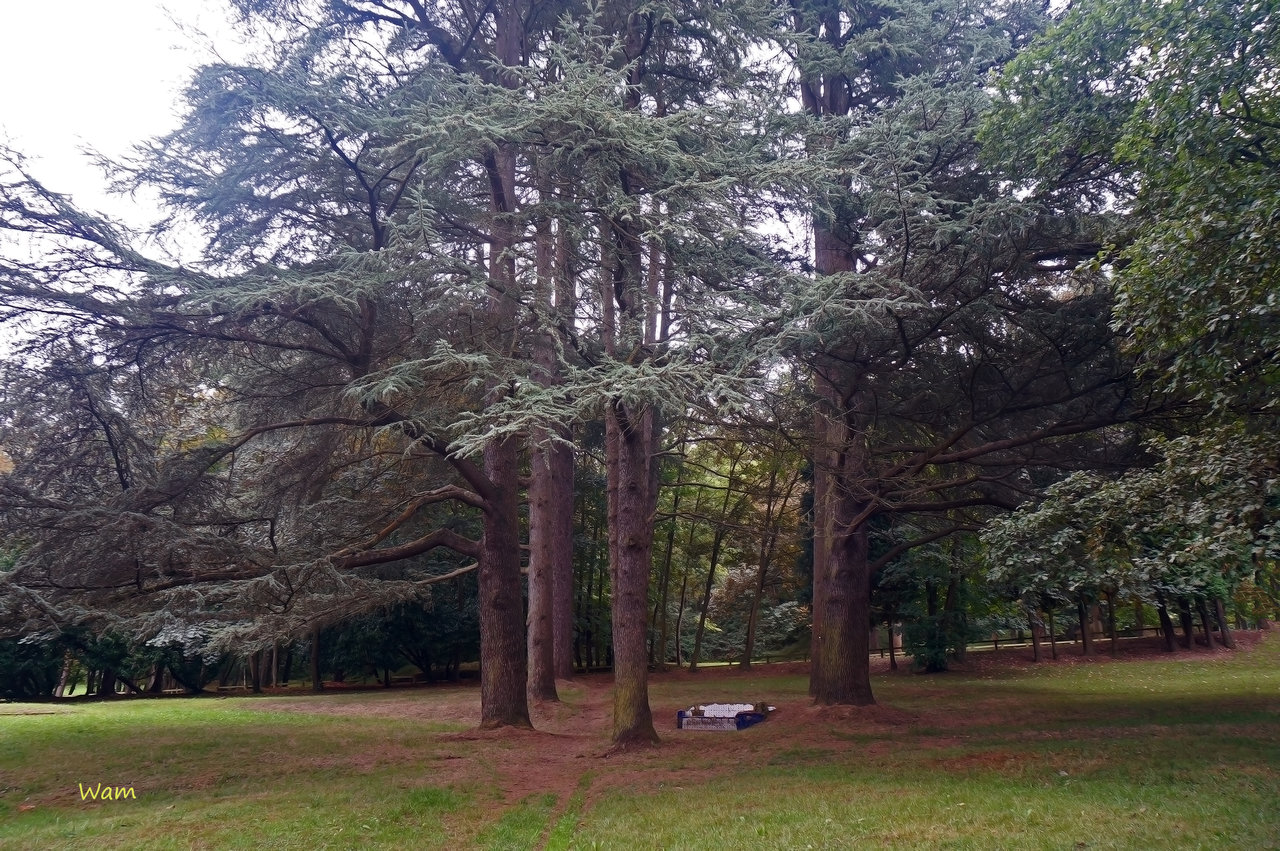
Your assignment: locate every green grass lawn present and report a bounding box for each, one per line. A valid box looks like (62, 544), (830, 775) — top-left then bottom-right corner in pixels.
(2, 637), (1277, 849)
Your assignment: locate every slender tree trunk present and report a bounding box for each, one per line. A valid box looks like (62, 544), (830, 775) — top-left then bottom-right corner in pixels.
(56, 654), (74, 697)
(674, 572), (689, 668)
(887, 614), (898, 671)
(1214, 598), (1237, 649)
(1156, 594), (1177, 652)
(808, 401), (833, 697)
(1105, 590), (1118, 657)
(1029, 605), (1043, 663)
(1195, 597), (1214, 649)
(249, 652), (263, 694)
(1048, 608), (1058, 660)
(310, 628), (323, 692)
(743, 465), (796, 669)
(1077, 599), (1094, 657)
(690, 527), (726, 672)
(653, 489), (681, 671)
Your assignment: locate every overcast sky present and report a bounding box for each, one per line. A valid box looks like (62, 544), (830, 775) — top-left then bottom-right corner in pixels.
(0, 1), (239, 225)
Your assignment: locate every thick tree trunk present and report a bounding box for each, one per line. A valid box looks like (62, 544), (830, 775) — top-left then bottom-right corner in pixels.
(812, 516), (874, 704)
(810, 365), (875, 705)
(97, 667), (117, 698)
(1177, 598), (1194, 647)
(528, 194), (577, 690)
(527, 436), (563, 703)
(479, 437), (533, 728)
(606, 401), (659, 747)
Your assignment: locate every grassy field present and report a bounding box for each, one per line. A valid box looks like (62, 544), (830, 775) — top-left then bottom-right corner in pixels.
(1, 636), (1277, 849)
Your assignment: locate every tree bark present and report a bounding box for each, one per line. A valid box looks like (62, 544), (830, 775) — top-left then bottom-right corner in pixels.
(310, 628), (323, 692)
(528, 187), (576, 693)
(653, 488), (680, 671)
(1195, 597), (1214, 649)
(743, 464), (796, 669)
(527, 436), (562, 703)
(1177, 598), (1195, 648)
(689, 525), (726, 672)
(1214, 598), (1237, 649)
(1156, 594), (1177, 652)
(811, 394), (875, 704)
(1077, 598), (1094, 657)
(1029, 605), (1043, 663)
(479, 437), (533, 728)
(1104, 590), (1118, 657)
(1047, 607), (1058, 660)
(605, 401), (659, 747)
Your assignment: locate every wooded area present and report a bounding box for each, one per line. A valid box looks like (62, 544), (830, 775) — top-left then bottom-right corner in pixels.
(0, 0), (1276, 749)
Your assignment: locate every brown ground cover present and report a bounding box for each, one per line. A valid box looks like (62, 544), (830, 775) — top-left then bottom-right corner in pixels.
(254, 632), (1266, 823)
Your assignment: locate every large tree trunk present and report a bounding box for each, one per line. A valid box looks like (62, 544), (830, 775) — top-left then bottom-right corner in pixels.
(810, 362), (876, 705)
(479, 437), (533, 729)
(606, 401), (659, 747)
(528, 189), (578, 690)
(1177, 598), (1195, 648)
(527, 436), (562, 703)
(97, 667), (118, 698)
(476, 3), (534, 726)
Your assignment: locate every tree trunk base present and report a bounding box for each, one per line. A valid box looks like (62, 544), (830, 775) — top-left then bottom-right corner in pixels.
(606, 729), (661, 754)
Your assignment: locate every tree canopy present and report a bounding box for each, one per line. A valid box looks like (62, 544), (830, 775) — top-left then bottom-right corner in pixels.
(0, 0), (1276, 736)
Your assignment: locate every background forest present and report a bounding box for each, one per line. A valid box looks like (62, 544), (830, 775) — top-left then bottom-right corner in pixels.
(0, 0), (1276, 748)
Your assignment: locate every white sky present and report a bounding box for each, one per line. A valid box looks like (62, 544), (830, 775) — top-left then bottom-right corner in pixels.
(0, 1), (240, 226)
